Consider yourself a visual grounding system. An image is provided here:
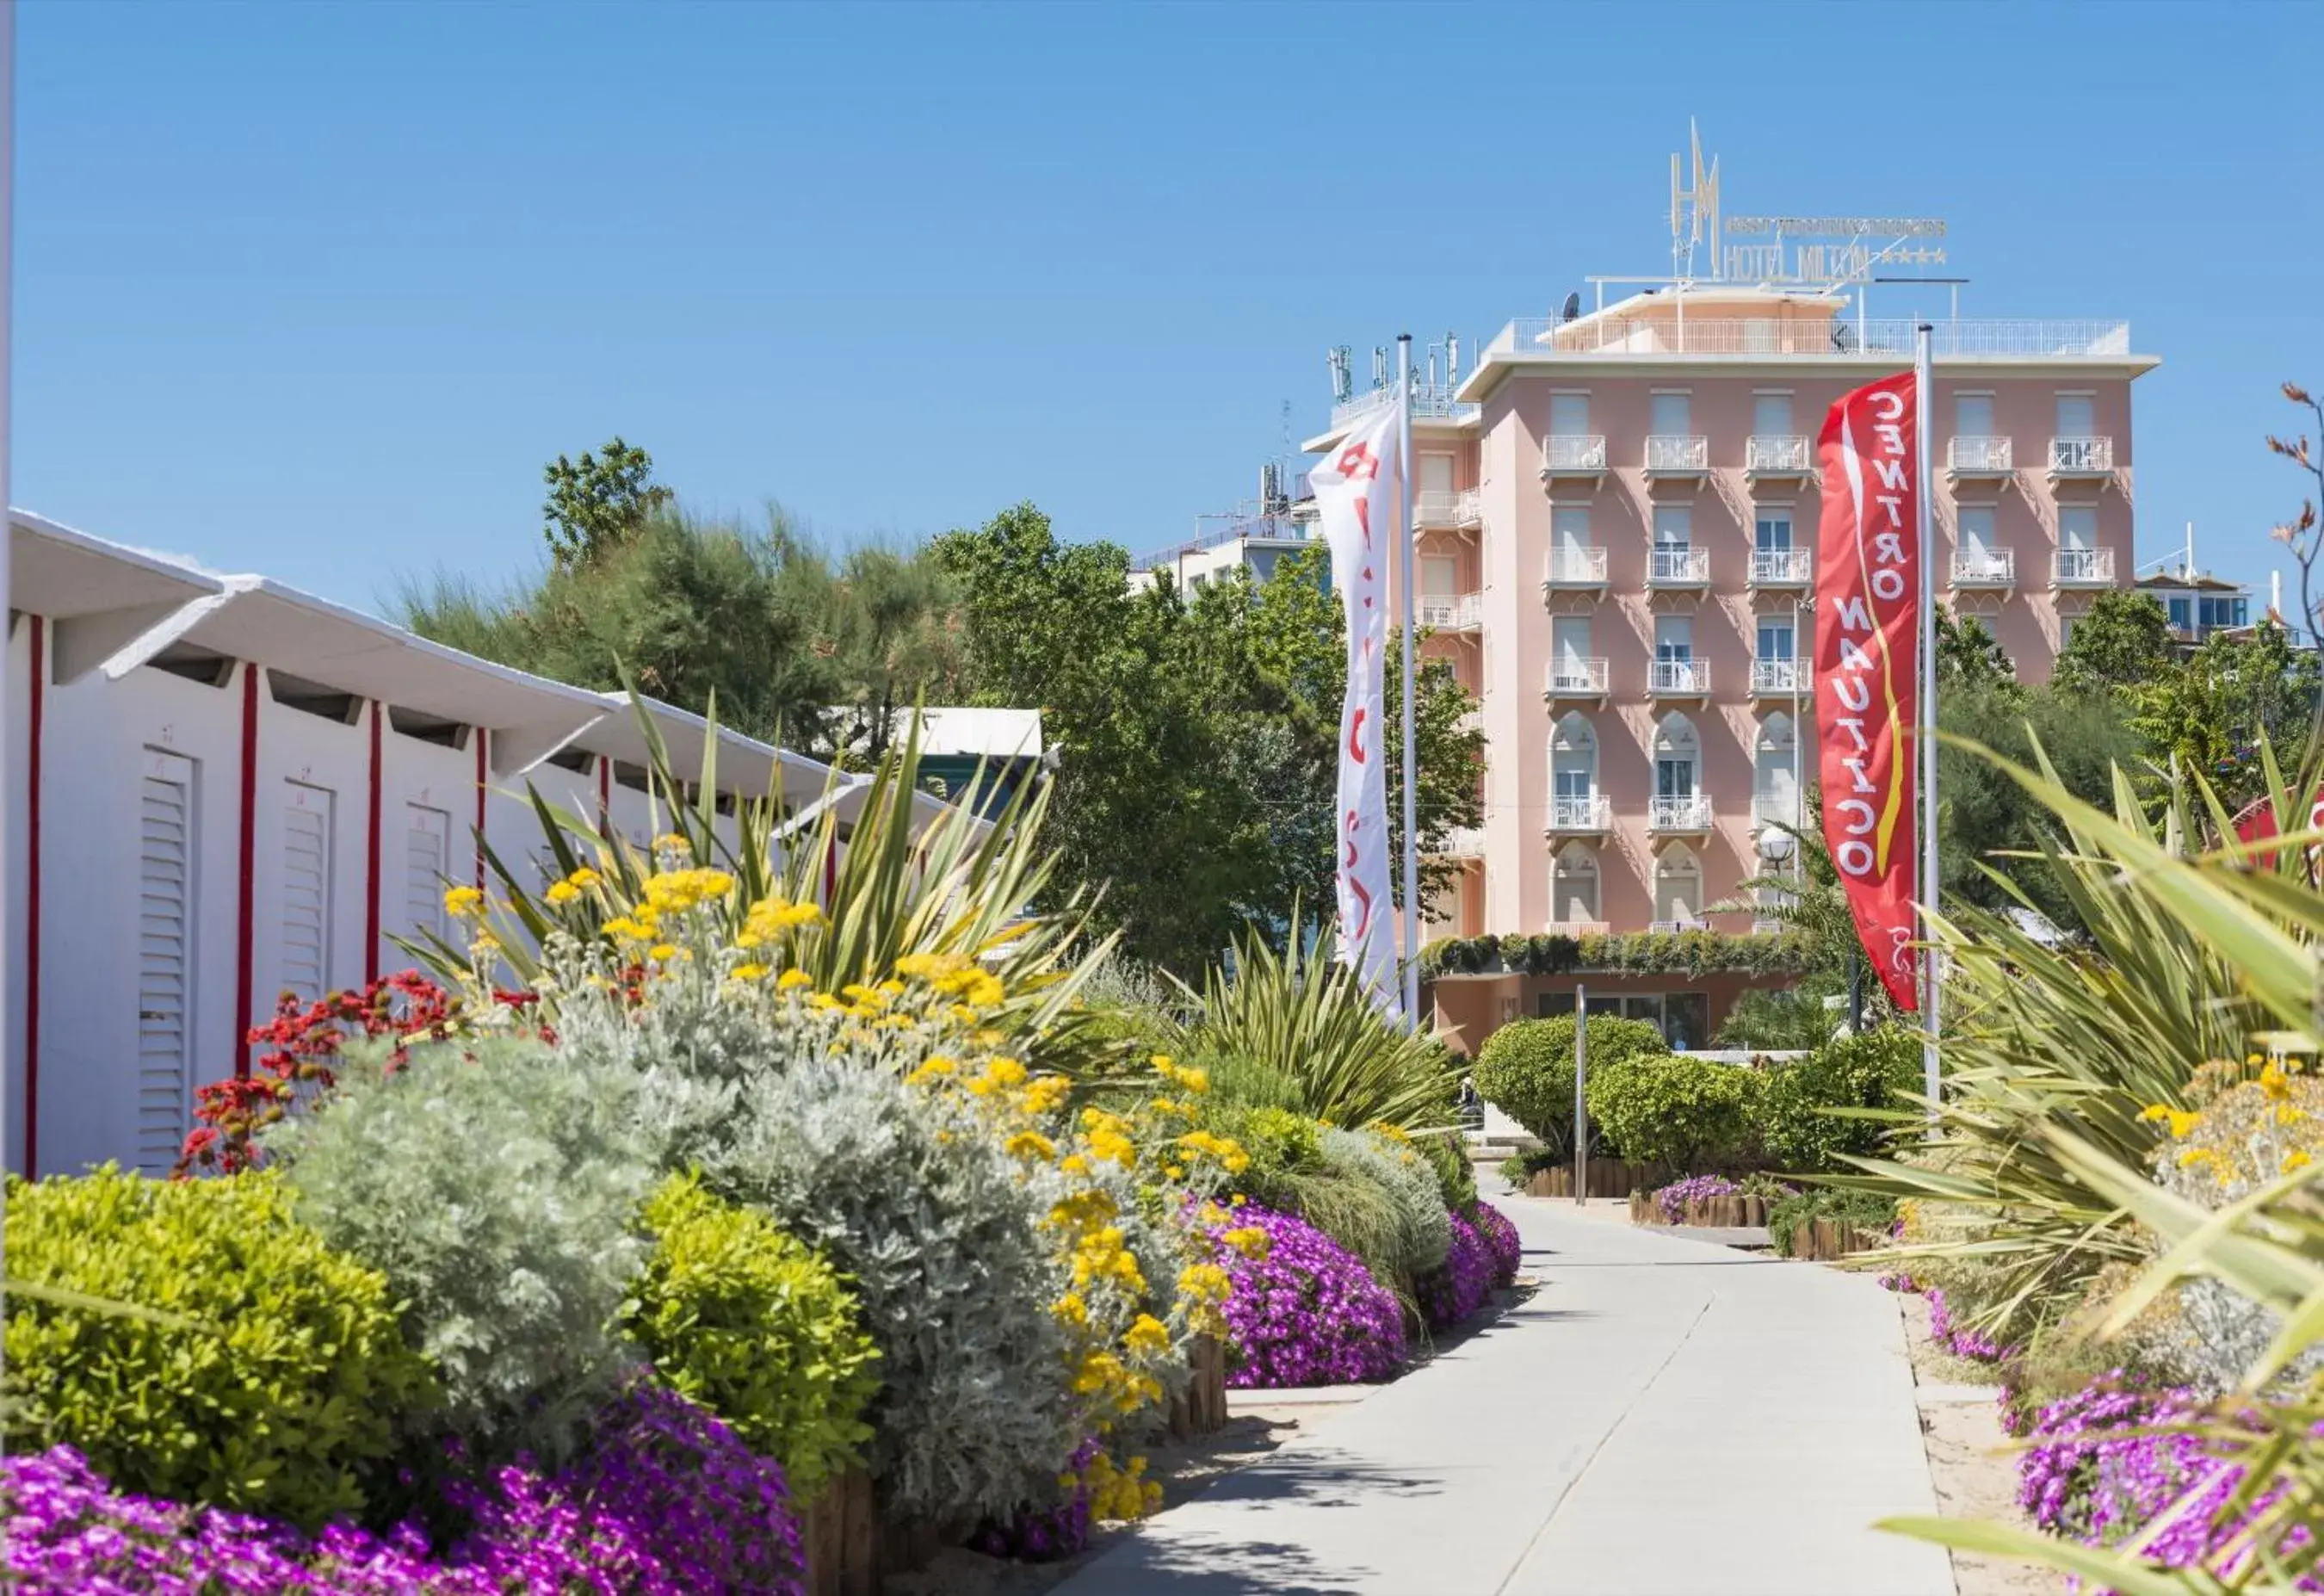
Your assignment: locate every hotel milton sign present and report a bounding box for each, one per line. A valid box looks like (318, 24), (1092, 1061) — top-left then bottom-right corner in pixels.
(1669, 125), (1946, 287)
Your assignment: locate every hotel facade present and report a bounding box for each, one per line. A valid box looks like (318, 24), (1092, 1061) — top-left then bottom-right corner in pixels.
(1308, 245), (2157, 1049)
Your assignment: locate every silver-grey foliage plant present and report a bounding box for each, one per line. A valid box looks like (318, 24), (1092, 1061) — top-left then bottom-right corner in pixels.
(263, 1036), (656, 1468)
(1318, 1126), (1452, 1279)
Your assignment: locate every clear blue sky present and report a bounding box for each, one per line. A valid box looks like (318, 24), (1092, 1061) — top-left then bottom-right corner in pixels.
(15, 1), (2321, 615)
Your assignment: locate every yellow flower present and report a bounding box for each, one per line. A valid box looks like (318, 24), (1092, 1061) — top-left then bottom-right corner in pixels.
(1059, 1154), (1090, 1175)
(1175, 1067), (1208, 1096)
(731, 963), (770, 981)
(1052, 1293), (1090, 1328)
(1124, 1314), (1171, 1358)
(602, 916), (654, 943)
(566, 866), (602, 889)
(1175, 1130), (1252, 1175)
(444, 886), (485, 919)
(469, 930), (501, 955)
(648, 943), (680, 962)
(1023, 1076), (1071, 1116)
(544, 881), (581, 906)
(984, 1059), (1028, 1090)
(652, 832), (688, 854)
(1177, 1262), (1232, 1302)
(777, 968), (814, 991)
(1005, 1130), (1058, 1162)
(1220, 1225), (1270, 1260)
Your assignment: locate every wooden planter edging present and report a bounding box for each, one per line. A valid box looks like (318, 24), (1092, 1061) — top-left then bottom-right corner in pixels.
(1785, 1216), (1887, 1263)
(1168, 1333), (1229, 1439)
(1525, 1159), (1667, 1199)
(1628, 1192), (1772, 1228)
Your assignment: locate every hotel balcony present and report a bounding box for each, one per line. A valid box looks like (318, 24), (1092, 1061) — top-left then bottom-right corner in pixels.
(1750, 918), (1792, 936)
(1437, 826), (1486, 859)
(1542, 545), (1609, 594)
(2052, 547), (2117, 589)
(1952, 548), (2017, 590)
(1648, 659), (1711, 699)
(1647, 547), (1711, 590)
(1650, 917), (1712, 935)
(1550, 919), (1611, 937)
(1647, 795), (1715, 835)
(1418, 591), (1483, 631)
(1542, 658), (1610, 704)
(1747, 548), (1814, 591)
(1752, 793), (1804, 830)
(1548, 795), (1612, 834)
(1643, 434), (1710, 479)
(1748, 659), (1808, 699)
(1947, 436), (2014, 482)
(1540, 433), (1609, 483)
(1743, 434), (1815, 482)
(2049, 436), (2115, 479)
(1414, 487), (1483, 531)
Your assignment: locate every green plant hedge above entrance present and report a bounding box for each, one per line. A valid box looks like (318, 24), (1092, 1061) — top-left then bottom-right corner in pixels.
(1419, 930), (1817, 981)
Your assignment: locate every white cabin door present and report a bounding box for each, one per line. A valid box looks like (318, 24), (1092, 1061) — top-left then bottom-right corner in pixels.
(137, 750), (198, 1174)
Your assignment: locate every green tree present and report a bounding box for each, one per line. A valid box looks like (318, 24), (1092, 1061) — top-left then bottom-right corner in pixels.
(2052, 590), (2175, 699)
(2132, 619), (2321, 807)
(1936, 606), (2018, 699)
(542, 438), (673, 569)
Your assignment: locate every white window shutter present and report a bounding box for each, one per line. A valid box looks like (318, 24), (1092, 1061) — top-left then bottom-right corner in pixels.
(137, 752), (198, 1174)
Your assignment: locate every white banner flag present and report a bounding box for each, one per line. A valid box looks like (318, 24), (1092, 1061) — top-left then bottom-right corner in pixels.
(1309, 402), (1403, 1018)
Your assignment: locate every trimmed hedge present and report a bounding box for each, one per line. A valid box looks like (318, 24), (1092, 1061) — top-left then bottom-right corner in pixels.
(1584, 1053), (1764, 1173)
(1420, 930), (1817, 980)
(1760, 1026), (1924, 1173)
(1472, 1016), (1669, 1154)
(2, 1166), (436, 1528)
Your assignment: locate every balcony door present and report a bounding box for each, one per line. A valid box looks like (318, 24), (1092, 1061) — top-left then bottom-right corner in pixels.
(1957, 505), (1999, 572)
(1551, 616), (1592, 688)
(1756, 616), (1794, 667)
(1650, 391), (1692, 437)
(1752, 392), (1793, 438)
(1422, 555), (1457, 599)
(1551, 712), (1597, 813)
(1552, 844), (1598, 925)
(1419, 454), (1454, 497)
(1956, 392), (1995, 438)
(1549, 393), (1591, 437)
(2055, 393), (2096, 440)
(1653, 847), (1701, 923)
(1756, 714), (1798, 826)
(1754, 510), (1793, 554)
(1653, 504), (1692, 552)
(1654, 714), (1699, 800)
(1654, 614), (1693, 669)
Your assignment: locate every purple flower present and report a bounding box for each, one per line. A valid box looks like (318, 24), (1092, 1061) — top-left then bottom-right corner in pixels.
(1419, 1215), (1495, 1330)
(1199, 1204), (1406, 1389)
(1651, 1174), (1744, 1225)
(1469, 1203), (1523, 1288)
(970, 1438), (1098, 1562)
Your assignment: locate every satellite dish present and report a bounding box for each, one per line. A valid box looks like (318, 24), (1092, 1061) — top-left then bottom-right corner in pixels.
(1560, 291), (1581, 323)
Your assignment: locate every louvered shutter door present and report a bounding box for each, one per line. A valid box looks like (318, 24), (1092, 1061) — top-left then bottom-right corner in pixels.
(281, 783), (334, 1005)
(136, 752), (197, 1173)
(405, 804), (451, 946)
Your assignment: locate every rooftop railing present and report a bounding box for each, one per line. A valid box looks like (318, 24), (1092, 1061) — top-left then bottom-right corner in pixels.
(1482, 317), (2133, 361)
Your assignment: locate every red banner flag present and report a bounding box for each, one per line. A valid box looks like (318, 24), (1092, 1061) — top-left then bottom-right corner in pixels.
(1815, 372), (1921, 1011)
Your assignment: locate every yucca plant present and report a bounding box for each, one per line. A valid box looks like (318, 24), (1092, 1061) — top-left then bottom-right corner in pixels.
(1171, 927), (1462, 1138)
(403, 689), (1134, 1079)
(1836, 739), (2311, 1334)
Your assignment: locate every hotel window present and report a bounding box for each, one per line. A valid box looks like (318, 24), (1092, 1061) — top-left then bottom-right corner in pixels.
(1652, 504), (1692, 551)
(1756, 616), (1794, 665)
(1552, 504), (1591, 554)
(1956, 392), (1996, 437)
(1650, 392), (1692, 436)
(1957, 504), (1999, 563)
(1754, 510), (1793, 553)
(2060, 505), (2098, 553)
(1419, 454), (1455, 497)
(1552, 846), (1600, 926)
(1421, 555), (1457, 598)
(1752, 393), (1793, 438)
(2200, 595), (2251, 630)
(2166, 596), (2194, 632)
(1549, 393), (1591, 436)
(1654, 614), (1694, 665)
(1550, 617), (1593, 686)
(2056, 393), (2097, 439)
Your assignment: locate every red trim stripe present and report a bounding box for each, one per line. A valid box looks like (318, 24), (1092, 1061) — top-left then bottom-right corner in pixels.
(364, 701), (383, 981)
(598, 753), (611, 834)
(474, 728), (488, 888)
(233, 662), (260, 1079)
(25, 617), (45, 1176)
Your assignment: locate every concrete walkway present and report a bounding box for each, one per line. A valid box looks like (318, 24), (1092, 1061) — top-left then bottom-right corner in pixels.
(1054, 1194), (1953, 1596)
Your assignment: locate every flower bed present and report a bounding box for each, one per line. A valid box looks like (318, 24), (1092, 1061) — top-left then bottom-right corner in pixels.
(1419, 1213), (1494, 1330)
(1201, 1204), (1406, 1387)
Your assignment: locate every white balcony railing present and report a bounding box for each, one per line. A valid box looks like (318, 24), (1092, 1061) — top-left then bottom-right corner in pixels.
(1331, 382), (1480, 430)
(1649, 795), (1715, 832)
(1549, 795), (1612, 832)
(1644, 434), (1710, 473)
(1482, 316), (2133, 362)
(1650, 917), (1712, 935)
(1542, 434), (1610, 474)
(1750, 659), (1807, 696)
(1413, 487), (1484, 530)
(1543, 545), (1610, 586)
(1744, 434), (1814, 473)
(1649, 659), (1710, 695)
(1948, 436), (2014, 473)
(1752, 793), (1804, 829)
(1418, 591), (1483, 629)
(1749, 547), (1814, 587)
(1551, 919), (1611, 937)
(1648, 547), (1711, 586)
(1440, 826), (1486, 858)
(1750, 918), (1790, 936)
(2054, 547), (2117, 586)
(2049, 436), (2115, 474)
(1544, 658), (1610, 697)
(1953, 547), (2017, 587)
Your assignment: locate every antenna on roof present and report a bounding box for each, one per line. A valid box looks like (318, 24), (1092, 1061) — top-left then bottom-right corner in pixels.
(1328, 346), (1351, 405)
(1561, 290), (1582, 323)
(1372, 346), (1388, 390)
(1447, 332), (1461, 387)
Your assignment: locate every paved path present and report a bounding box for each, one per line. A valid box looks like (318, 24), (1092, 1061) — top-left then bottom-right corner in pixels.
(1054, 1194), (1953, 1596)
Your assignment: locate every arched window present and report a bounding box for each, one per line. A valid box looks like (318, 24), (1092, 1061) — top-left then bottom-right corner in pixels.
(1755, 712), (1798, 828)
(1652, 712), (1699, 800)
(1551, 713), (1598, 827)
(1653, 844), (1703, 926)
(1552, 843), (1599, 926)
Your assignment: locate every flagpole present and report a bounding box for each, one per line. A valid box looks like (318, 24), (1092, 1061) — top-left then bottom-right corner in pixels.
(1395, 332), (1420, 1030)
(1914, 323), (1940, 1109)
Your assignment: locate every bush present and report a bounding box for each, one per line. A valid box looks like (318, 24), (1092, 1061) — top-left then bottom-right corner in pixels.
(1765, 1188), (1898, 1257)
(627, 1173), (882, 1500)
(1469, 1201), (1522, 1286)
(1317, 1126), (1452, 1282)
(1759, 1027), (1923, 1172)
(1584, 1052), (1762, 1173)
(1473, 1016), (1668, 1154)
(2, 1166), (434, 1528)
(267, 1036), (656, 1469)
(1417, 1213), (1494, 1329)
(1201, 1204), (1406, 1387)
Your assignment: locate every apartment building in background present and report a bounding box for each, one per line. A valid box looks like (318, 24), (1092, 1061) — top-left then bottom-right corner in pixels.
(1308, 139), (2158, 1050)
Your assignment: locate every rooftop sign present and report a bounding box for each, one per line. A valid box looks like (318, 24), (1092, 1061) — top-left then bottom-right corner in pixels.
(1670, 126), (1948, 287)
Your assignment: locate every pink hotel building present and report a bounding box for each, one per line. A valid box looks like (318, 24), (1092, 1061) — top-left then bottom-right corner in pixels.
(1306, 288), (2157, 1050)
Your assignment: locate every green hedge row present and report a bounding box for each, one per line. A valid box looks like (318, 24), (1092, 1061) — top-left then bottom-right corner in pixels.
(1419, 930), (1818, 980)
